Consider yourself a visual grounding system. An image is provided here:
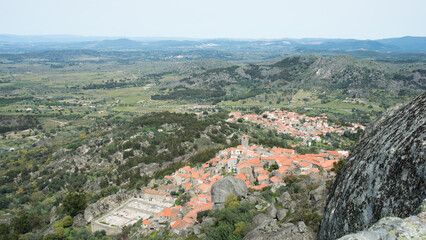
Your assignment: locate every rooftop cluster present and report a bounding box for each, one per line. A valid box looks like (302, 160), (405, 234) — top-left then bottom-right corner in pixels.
(226, 110), (365, 141)
(136, 136), (347, 234)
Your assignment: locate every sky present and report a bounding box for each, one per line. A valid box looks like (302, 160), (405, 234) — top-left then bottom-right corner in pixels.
(0, 0), (425, 40)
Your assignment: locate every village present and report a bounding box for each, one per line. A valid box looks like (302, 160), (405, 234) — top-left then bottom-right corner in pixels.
(226, 110), (365, 142)
(92, 134), (348, 236)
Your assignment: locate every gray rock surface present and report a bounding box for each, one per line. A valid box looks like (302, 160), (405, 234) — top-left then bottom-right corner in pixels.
(317, 92), (426, 240)
(309, 184), (327, 215)
(202, 217), (217, 227)
(277, 208), (288, 221)
(211, 176), (248, 208)
(276, 191), (292, 206)
(247, 195), (258, 204)
(338, 203), (426, 240)
(265, 203), (277, 219)
(193, 225), (202, 235)
(270, 181), (286, 193)
(252, 213), (270, 226)
(72, 213), (87, 228)
(243, 220), (315, 240)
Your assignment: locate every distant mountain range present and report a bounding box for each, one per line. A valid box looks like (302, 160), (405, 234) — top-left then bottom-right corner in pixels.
(0, 35), (425, 53)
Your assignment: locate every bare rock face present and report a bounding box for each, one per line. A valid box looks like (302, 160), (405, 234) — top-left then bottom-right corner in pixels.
(211, 176), (248, 209)
(243, 219), (315, 240)
(338, 200), (426, 240)
(72, 213), (87, 228)
(317, 92), (426, 240)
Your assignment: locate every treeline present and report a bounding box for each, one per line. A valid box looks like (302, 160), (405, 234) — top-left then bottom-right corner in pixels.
(151, 88), (226, 100)
(82, 79), (145, 90)
(0, 97), (33, 107)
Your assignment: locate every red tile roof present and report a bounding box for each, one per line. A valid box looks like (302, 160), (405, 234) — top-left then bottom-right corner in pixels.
(270, 176), (283, 183)
(145, 189), (167, 196)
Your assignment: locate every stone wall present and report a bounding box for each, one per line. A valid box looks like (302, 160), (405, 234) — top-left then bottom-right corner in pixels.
(91, 221), (122, 235)
(91, 197), (173, 235)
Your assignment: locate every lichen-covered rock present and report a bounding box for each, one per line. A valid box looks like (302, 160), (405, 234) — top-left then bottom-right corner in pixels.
(338, 202), (426, 240)
(277, 208), (288, 221)
(317, 92), (426, 240)
(211, 176), (248, 209)
(202, 217), (217, 227)
(265, 203), (277, 219)
(72, 213), (87, 228)
(270, 181), (286, 193)
(243, 220), (315, 240)
(252, 213), (270, 226)
(276, 191), (292, 206)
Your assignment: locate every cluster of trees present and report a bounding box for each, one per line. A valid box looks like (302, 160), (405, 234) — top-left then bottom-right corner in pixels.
(151, 88), (226, 101)
(101, 111), (236, 190)
(189, 148), (219, 165)
(0, 211), (45, 239)
(0, 97), (33, 107)
(196, 198), (257, 240)
(0, 115), (38, 133)
(82, 78), (146, 90)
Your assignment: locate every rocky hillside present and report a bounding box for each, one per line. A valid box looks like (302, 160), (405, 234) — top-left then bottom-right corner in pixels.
(155, 55), (426, 105)
(317, 92), (426, 240)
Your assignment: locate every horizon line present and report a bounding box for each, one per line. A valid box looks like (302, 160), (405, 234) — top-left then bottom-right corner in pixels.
(0, 33), (425, 42)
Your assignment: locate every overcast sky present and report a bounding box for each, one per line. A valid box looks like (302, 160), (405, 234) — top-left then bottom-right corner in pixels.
(0, 0), (425, 39)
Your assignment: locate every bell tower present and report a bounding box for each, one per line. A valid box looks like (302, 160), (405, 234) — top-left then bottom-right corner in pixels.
(242, 134), (249, 148)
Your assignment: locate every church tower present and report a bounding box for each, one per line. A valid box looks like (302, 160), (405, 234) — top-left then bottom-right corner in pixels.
(242, 134), (249, 148)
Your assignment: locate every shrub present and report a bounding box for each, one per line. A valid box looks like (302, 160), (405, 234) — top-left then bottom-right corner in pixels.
(284, 175), (298, 185)
(94, 230), (106, 238)
(233, 221), (249, 237)
(275, 185), (289, 197)
(225, 194), (240, 209)
(331, 159), (345, 174)
(61, 216), (73, 228)
(261, 189), (274, 202)
(196, 210), (210, 223)
(54, 227), (65, 239)
(175, 193), (190, 206)
(185, 235), (201, 240)
(43, 233), (61, 240)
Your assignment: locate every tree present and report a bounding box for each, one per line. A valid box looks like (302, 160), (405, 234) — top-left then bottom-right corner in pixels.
(11, 211), (31, 234)
(331, 159), (346, 174)
(268, 163), (279, 172)
(233, 221), (248, 237)
(63, 190), (87, 217)
(225, 193), (240, 209)
(43, 233), (61, 240)
(94, 230), (106, 238)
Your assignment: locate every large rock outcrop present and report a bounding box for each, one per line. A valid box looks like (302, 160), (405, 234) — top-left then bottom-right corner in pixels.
(317, 92), (426, 240)
(243, 218), (315, 240)
(338, 200), (426, 240)
(211, 176), (248, 209)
